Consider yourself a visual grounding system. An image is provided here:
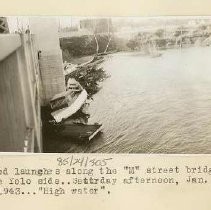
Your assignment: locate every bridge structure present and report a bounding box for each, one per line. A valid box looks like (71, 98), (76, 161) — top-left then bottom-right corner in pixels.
(0, 33), (42, 152)
(0, 17), (65, 152)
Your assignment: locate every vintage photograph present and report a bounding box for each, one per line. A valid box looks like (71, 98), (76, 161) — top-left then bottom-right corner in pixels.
(1, 16), (211, 153)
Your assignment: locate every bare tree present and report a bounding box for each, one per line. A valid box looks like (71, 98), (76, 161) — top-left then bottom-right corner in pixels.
(104, 19), (112, 53)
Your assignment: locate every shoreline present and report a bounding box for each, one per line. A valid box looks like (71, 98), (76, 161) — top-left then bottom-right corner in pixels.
(42, 54), (108, 153)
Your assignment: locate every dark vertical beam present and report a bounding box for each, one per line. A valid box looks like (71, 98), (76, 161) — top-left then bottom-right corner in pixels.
(0, 17), (9, 33)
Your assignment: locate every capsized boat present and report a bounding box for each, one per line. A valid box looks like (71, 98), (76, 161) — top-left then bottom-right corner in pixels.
(50, 89), (87, 123)
(66, 78), (83, 91)
(50, 79), (87, 123)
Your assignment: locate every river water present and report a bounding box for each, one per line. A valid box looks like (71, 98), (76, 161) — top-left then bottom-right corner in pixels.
(72, 47), (211, 154)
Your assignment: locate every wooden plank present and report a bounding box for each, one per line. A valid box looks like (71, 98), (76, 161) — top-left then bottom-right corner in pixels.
(0, 34), (21, 62)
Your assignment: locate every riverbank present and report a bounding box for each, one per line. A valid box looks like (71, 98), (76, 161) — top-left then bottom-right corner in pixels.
(110, 42), (211, 58)
(66, 55), (109, 96)
(42, 54), (109, 153)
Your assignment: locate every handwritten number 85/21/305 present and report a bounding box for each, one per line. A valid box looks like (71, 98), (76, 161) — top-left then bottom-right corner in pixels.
(57, 156), (113, 167)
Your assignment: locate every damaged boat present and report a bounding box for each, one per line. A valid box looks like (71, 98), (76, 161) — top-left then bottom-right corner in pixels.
(58, 123), (102, 141)
(50, 78), (87, 123)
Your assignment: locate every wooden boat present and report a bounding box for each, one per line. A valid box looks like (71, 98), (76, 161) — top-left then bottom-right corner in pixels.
(58, 123), (102, 141)
(50, 89), (87, 123)
(50, 78), (87, 123)
(66, 78), (83, 91)
(50, 78), (84, 111)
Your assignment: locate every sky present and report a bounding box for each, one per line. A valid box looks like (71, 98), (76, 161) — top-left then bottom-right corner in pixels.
(6, 16), (211, 33)
(7, 16), (83, 33)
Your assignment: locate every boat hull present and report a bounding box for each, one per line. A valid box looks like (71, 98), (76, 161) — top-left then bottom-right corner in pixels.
(59, 124), (102, 141)
(51, 89), (88, 122)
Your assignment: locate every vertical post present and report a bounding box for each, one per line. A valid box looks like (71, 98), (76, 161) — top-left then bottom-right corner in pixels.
(29, 17), (66, 105)
(17, 34), (42, 152)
